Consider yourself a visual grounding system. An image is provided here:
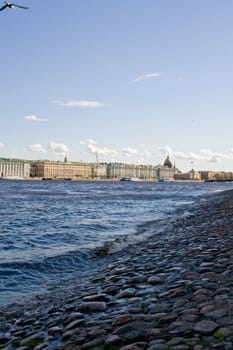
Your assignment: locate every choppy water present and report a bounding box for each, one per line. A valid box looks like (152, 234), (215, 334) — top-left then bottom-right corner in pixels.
(0, 179), (232, 306)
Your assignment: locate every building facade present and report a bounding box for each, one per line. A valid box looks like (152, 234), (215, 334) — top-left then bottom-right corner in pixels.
(0, 156), (179, 181)
(30, 160), (177, 181)
(30, 161), (95, 179)
(0, 161), (30, 178)
(174, 170), (201, 181)
(107, 162), (176, 180)
(199, 170), (233, 181)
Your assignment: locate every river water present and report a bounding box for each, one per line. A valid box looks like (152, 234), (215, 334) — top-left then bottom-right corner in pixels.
(0, 179), (232, 306)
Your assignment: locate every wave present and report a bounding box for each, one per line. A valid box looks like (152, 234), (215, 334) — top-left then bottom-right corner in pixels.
(1, 180), (232, 306)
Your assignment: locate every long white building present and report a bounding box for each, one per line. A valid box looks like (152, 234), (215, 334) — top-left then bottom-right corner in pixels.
(0, 156), (178, 181)
(0, 161), (30, 178)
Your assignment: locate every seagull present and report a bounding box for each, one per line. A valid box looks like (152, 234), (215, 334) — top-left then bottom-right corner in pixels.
(0, 1), (28, 11)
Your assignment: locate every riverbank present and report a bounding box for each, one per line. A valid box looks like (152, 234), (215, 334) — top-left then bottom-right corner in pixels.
(1, 189), (233, 350)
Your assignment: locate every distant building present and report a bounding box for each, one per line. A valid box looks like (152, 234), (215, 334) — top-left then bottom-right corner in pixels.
(156, 165), (176, 181)
(107, 163), (158, 180)
(31, 160), (96, 179)
(163, 155), (173, 168)
(155, 155), (177, 180)
(0, 156), (181, 181)
(199, 171), (216, 181)
(29, 157), (180, 181)
(107, 160), (177, 181)
(199, 170), (233, 181)
(0, 161), (30, 178)
(175, 170), (201, 181)
(93, 163), (108, 179)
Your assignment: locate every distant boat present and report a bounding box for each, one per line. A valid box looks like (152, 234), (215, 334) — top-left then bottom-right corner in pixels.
(120, 177), (141, 182)
(159, 178), (174, 182)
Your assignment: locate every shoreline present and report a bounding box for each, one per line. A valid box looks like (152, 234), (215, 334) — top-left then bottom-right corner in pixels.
(1, 189), (233, 349)
(0, 177), (200, 182)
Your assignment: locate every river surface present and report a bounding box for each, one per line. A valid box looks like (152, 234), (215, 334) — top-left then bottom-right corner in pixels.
(0, 179), (233, 306)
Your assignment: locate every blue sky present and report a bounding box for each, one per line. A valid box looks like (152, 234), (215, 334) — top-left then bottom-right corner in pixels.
(1, 0), (233, 172)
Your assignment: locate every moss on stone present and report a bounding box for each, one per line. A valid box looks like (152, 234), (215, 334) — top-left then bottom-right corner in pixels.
(214, 330), (225, 341)
(21, 336), (45, 348)
(94, 242), (114, 257)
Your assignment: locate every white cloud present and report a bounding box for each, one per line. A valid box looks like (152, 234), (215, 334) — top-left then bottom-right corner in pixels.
(121, 147), (138, 157)
(27, 144), (46, 154)
(200, 149), (233, 163)
(81, 139), (118, 158)
(82, 141), (150, 161)
(80, 139), (96, 145)
(24, 115), (48, 122)
(133, 73), (161, 83)
(158, 145), (173, 157)
(54, 100), (111, 108)
(0, 142), (4, 149)
(87, 138), (97, 145)
(48, 142), (69, 156)
(227, 148), (233, 157)
(138, 144), (152, 159)
(143, 150), (152, 158)
(172, 151), (190, 160)
(159, 145), (233, 165)
(188, 152), (203, 160)
(174, 149), (230, 163)
(88, 143), (118, 157)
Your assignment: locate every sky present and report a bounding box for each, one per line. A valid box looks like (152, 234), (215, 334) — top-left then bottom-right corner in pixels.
(1, 0), (233, 172)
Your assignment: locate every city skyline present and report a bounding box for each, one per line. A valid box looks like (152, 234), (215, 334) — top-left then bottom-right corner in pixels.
(1, 0), (233, 172)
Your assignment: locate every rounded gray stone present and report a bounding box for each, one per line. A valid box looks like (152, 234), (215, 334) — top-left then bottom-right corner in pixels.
(193, 319), (218, 335)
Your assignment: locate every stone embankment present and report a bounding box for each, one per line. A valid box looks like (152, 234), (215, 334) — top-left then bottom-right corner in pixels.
(1, 190), (233, 350)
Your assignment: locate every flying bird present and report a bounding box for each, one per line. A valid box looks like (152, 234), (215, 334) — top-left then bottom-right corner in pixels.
(0, 1), (28, 11)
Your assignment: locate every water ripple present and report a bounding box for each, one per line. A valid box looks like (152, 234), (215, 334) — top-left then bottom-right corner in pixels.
(0, 179), (232, 305)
